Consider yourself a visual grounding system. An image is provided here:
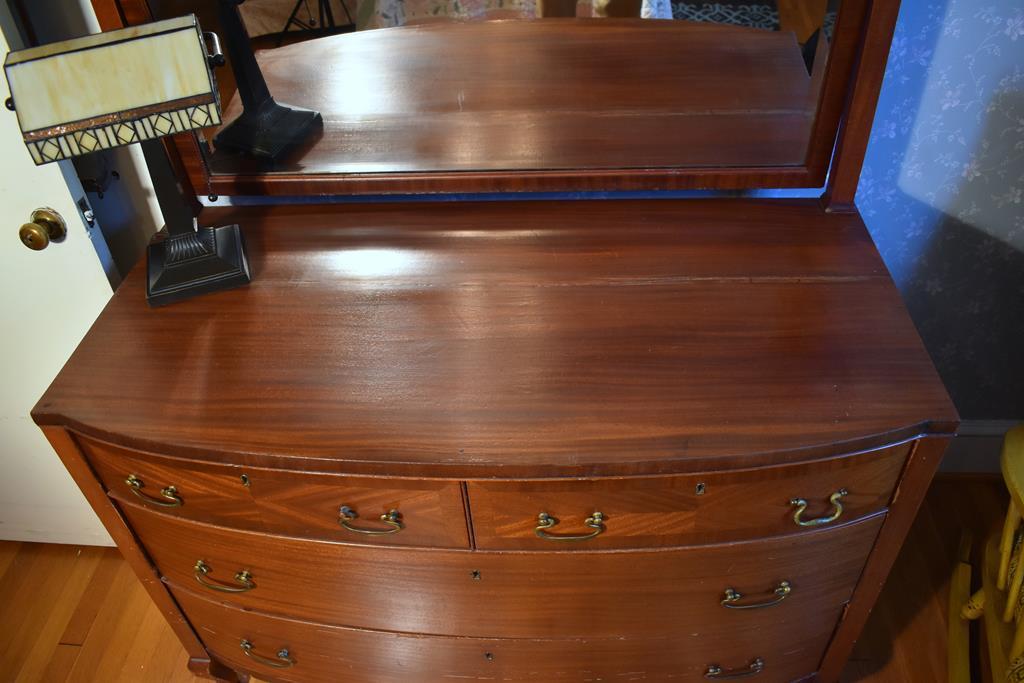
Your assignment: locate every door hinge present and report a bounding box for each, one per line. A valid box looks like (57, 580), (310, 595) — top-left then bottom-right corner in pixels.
(76, 196), (96, 230)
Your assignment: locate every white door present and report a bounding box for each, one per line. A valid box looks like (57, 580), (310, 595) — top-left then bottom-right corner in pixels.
(0, 12), (115, 545)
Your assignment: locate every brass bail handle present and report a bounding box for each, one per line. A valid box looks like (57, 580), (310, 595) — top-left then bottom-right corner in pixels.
(721, 581), (792, 609)
(240, 639), (295, 668)
(125, 474), (183, 508)
(534, 511), (606, 541)
(338, 506), (404, 535)
(705, 657), (765, 679)
(790, 488), (848, 527)
(194, 559), (255, 593)
(19, 208), (66, 251)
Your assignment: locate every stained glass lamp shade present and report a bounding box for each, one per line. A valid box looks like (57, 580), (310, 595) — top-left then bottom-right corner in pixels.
(5, 16), (221, 163)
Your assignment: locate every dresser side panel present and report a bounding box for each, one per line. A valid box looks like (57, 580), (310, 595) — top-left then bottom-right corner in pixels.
(817, 436), (951, 681)
(39, 426), (227, 680)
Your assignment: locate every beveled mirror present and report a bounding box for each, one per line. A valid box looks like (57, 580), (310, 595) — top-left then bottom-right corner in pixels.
(95, 0), (878, 197)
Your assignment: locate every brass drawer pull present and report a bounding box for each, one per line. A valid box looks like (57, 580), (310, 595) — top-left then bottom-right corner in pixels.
(338, 506), (404, 535)
(535, 511), (605, 541)
(790, 488), (848, 527)
(705, 657), (764, 679)
(193, 560), (254, 593)
(240, 639), (295, 668)
(125, 474), (183, 508)
(721, 581), (791, 609)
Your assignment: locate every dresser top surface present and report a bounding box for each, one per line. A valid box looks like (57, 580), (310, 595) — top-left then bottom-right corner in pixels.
(35, 199), (957, 477)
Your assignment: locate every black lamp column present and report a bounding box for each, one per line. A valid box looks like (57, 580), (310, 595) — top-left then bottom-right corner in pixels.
(213, 0), (322, 161)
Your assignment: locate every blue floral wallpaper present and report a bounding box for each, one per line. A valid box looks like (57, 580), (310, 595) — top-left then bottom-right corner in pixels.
(857, 0), (1024, 418)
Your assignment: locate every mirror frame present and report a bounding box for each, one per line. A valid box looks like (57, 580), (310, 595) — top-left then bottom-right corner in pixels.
(91, 0), (898, 208)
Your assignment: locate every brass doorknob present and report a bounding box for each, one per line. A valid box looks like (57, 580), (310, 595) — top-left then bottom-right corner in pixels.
(19, 208), (66, 250)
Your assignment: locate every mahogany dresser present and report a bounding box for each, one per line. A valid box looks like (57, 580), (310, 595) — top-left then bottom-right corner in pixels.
(41, 1), (955, 680)
(35, 198), (956, 682)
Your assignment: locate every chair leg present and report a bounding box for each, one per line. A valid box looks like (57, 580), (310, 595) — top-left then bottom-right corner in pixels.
(1000, 503), (1021, 590)
(1006, 539), (1024, 622)
(949, 533), (974, 683)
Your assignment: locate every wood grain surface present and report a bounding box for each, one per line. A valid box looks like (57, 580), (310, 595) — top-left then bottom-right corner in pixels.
(97, 0), (874, 196)
(121, 499), (883, 639)
(468, 442), (907, 549)
(95, 2), (890, 200)
(82, 436), (470, 547)
(33, 199), (956, 478)
(172, 582), (834, 683)
(81, 436), (265, 531)
(94, 1), (872, 197)
(207, 20), (815, 176)
(0, 542), (198, 683)
(0, 478), (1001, 682)
(245, 466), (469, 547)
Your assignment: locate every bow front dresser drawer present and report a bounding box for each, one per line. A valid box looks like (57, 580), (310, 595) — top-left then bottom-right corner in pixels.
(120, 499), (884, 638)
(80, 436), (470, 548)
(467, 442), (909, 550)
(173, 585), (837, 683)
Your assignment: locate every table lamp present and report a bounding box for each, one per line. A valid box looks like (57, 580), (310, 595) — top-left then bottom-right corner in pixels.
(215, 0), (323, 161)
(3, 15), (250, 306)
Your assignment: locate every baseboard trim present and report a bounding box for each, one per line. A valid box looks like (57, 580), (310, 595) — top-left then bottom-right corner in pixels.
(956, 420), (1020, 437)
(0, 528), (115, 546)
(939, 420), (1019, 474)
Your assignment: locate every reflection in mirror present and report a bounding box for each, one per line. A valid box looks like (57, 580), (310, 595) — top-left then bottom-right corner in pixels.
(149, 0), (841, 177)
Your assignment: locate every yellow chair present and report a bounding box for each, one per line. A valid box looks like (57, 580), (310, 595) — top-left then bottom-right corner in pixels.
(959, 425), (1024, 681)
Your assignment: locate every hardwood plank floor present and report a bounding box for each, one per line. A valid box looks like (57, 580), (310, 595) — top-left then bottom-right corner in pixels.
(841, 476), (1006, 682)
(0, 476), (1004, 682)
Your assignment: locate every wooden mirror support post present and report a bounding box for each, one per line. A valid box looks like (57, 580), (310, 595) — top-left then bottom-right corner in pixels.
(213, 0), (323, 161)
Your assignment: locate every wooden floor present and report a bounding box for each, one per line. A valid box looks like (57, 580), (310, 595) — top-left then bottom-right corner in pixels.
(840, 475), (1005, 682)
(0, 476), (1004, 682)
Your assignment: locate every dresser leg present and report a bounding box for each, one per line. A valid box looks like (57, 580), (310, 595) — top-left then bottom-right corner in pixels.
(188, 656), (249, 683)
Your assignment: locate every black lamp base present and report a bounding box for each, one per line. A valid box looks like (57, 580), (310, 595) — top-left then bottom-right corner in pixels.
(213, 100), (322, 161)
(146, 223), (252, 307)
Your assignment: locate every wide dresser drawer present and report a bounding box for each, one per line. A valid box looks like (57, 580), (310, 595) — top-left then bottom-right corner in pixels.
(122, 499), (882, 639)
(79, 435), (469, 548)
(175, 585), (835, 683)
(468, 442), (909, 549)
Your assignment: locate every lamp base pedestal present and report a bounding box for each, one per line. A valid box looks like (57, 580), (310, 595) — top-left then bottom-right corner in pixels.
(213, 99), (322, 161)
(146, 223), (252, 307)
